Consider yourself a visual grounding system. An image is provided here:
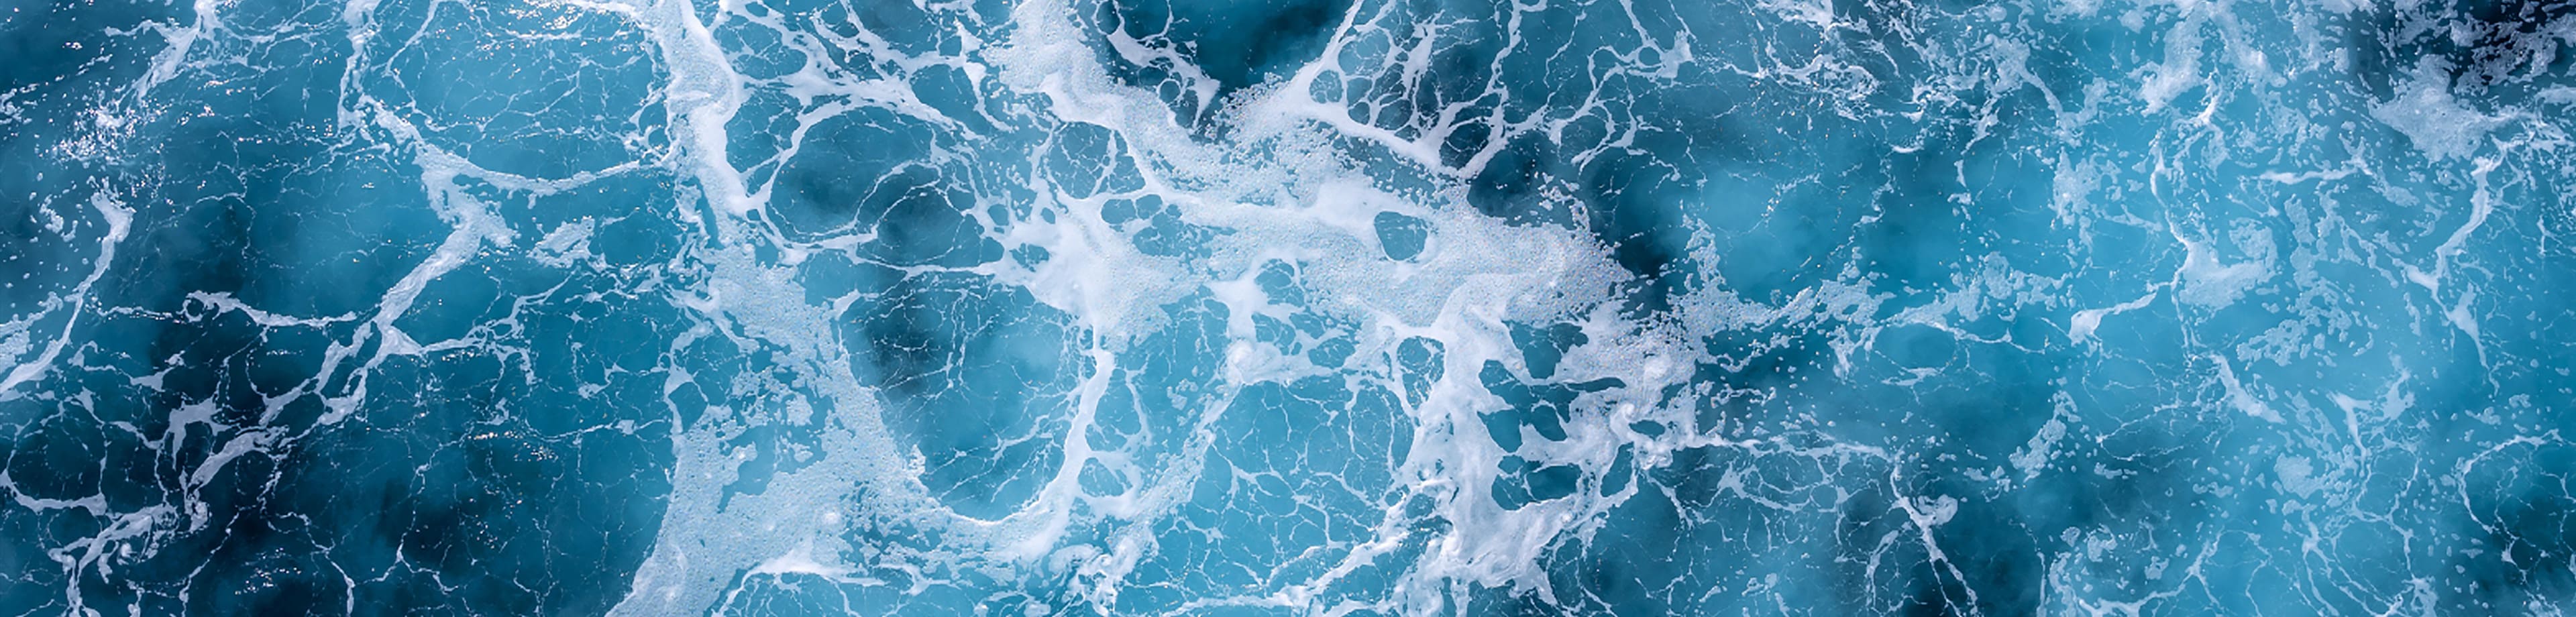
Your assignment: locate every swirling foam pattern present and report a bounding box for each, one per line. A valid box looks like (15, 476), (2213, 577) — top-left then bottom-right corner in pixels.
(4, 0), (2575, 614)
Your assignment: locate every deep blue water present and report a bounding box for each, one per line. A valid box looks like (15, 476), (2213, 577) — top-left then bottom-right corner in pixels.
(3, 0), (2575, 614)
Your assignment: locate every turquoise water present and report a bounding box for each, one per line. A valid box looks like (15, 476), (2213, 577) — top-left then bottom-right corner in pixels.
(3, 0), (2575, 614)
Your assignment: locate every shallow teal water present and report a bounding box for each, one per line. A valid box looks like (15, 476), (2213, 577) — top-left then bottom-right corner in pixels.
(3, 0), (2575, 614)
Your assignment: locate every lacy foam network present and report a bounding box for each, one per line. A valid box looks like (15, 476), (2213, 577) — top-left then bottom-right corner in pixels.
(3, 0), (2575, 614)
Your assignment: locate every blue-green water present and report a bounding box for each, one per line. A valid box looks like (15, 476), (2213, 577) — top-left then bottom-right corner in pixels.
(4, 0), (2575, 614)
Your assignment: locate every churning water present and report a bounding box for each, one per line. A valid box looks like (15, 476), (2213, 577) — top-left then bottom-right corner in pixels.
(3, 0), (2575, 614)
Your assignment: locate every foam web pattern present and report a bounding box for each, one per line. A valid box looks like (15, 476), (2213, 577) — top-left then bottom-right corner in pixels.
(3, 0), (2575, 614)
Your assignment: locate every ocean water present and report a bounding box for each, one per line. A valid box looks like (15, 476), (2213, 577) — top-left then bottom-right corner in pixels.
(3, 0), (2574, 614)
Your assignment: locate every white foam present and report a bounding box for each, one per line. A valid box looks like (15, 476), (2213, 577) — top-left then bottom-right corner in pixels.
(2404, 157), (2501, 294)
(2167, 222), (2272, 309)
(0, 192), (131, 400)
(2138, 18), (2206, 115)
(2371, 60), (2506, 161)
(2209, 355), (2282, 423)
(529, 219), (600, 269)
(2070, 290), (2159, 344)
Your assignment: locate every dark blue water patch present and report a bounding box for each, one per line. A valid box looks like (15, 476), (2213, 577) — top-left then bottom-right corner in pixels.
(723, 89), (808, 185)
(1489, 456), (1580, 511)
(1463, 133), (1572, 229)
(847, 0), (954, 57)
(914, 64), (1006, 137)
(1307, 335), (1355, 368)
(0, 0), (176, 107)
(1096, 0), (1353, 99)
(113, 158), (435, 320)
(1599, 445), (1635, 496)
(1252, 313), (1301, 353)
(362, 0), (665, 178)
(1687, 327), (1837, 437)
(2343, 0), (2576, 105)
(1077, 458), (1128, 497)
(1099, 194), (1155, 225)
(1565, 148), (1705, 313)
(1087, 292), (1227, 461)
(1626, 420), (1664, 437)
(1045, 123), (1147, 199)
(1475, 361), (1623, 453)
(710, 17), (808, 81)
(859, 168), (1006, 268)
(771, 108), (947, 239)
(1115, 374), (1408, 614)
(1394, 335), (1444, 407)
(1102, 194), (1226, 258)
(0, 192), (90, 317)
(1543, 494), (1688, 614)
(844, 271), (1083, 520)
(1870, 324), (1955, 372)
(324, 357), (667, 614)
(1371, 211), (1428, 261)
(1129, 209), (1222, 258)
(1251, 259), (1305, 306)
(2452, 441), (2576, 612)
(0, 308), (677, 616)
(1507, 322), (1587, 380)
